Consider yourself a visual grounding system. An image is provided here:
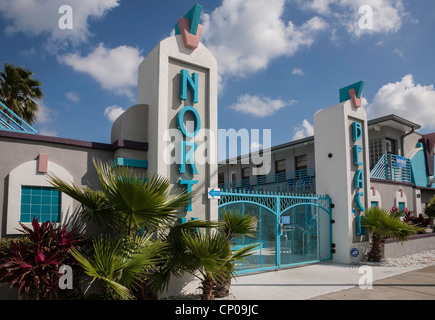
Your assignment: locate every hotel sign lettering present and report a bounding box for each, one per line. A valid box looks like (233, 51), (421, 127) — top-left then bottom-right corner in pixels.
(177, 69), (200, 212)
(352, 121), (365, 212)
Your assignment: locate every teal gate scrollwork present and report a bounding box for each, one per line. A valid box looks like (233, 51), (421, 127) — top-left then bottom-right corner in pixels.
(218, 190), (333, 274)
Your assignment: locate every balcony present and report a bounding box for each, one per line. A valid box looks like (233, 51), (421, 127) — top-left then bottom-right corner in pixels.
(370, 153), (412, 184)
(219, 168), (316, 194)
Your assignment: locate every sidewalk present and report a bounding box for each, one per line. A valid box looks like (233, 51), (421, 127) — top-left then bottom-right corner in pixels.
(311, 265), (435, 300)
(229, 261), (435, 300)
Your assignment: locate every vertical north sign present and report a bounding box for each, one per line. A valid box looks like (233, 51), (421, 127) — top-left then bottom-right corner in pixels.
(137, 26), (218, 222)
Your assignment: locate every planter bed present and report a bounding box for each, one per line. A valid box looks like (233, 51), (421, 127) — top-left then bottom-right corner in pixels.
(381, 232), (435, 259)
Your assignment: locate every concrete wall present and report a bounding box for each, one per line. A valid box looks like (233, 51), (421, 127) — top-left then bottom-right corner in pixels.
(0, 134), (115, 237)
(137, 35), (218, 223)
(314, 100), (370, 264)
(382, 234), (435, 259)
(371, 180), (415, 212)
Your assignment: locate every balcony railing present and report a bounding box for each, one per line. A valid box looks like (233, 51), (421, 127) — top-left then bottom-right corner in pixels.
(219, 168), (316, 193)
(370, 154), (412, 184)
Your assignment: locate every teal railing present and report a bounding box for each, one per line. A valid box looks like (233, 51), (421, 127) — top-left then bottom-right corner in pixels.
(370, 153), (411, 183)
(219, 168), (316, 193)
(0, 101), (37, 134)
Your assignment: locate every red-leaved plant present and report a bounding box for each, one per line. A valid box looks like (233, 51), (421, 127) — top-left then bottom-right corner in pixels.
(0, 217), (82, 300)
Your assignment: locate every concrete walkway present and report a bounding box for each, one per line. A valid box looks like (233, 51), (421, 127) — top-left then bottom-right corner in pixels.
(229, 261), (435, 300)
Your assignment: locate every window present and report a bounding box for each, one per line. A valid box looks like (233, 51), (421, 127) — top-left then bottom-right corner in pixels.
(385, 138), (396, 155)
(295, 155), (307, 171)
(230, 171), (237, 188)
(398, 202), (405, 211)
(370, 201), (379, 208)
(275, 160), (286, 174)
(7, 159), (73, 235)
(20, 186), (61, 223)
(275, 160), (286, 182)
(218, 172), (225, 187)
(242, 167), (250, 186)
(369, 139), (382, 170)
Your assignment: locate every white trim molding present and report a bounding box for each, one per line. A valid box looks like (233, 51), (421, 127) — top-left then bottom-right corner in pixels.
(6, 159), (73, 235)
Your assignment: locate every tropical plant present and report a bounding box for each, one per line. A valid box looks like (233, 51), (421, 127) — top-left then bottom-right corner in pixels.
(424, 196), (435, 219)
(48, 158), (195, 299)
(403, 210), (430, 232)
(0, 63), (43, 124)
(0, 217), (82, 300)
(148, 219), (219, 295)
(179, 228), (258, 300)
(362, 207), (423, 262)
(71, 234), (166, 300)
(49, 159), (193, 236)
(213, 210), (258, 298)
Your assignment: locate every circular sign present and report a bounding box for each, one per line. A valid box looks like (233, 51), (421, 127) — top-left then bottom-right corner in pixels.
(350, 248), (359, 258)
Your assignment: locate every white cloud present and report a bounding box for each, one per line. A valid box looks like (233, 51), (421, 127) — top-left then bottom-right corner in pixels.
(297, 0), (335, 15)
(104, 105), (126, 122)
(393, 48), (406, 60)
(65, 91), (80, 102)
(250, 141), (263, 151)
(230, 94), (296, 117)
(292, 119), (314, 140)
(366, 74), (435, 131)
(297, 0), (407, 37)
(201, 0), (327, 86)
(59, 43), (143, 100)
(292, 67), (304, 76)
(0, 0), (120, 49)
(35, 99), (58, 136)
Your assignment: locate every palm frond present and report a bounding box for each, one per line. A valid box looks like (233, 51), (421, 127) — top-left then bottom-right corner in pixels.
(220, 210), (258, 240)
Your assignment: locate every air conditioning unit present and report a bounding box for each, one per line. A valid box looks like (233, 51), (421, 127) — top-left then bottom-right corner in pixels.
(428, 176), (435, 186)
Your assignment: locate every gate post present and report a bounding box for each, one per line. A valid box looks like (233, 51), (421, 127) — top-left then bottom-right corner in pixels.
(314, 82), (370, 264)
(276, 194), (281, 268)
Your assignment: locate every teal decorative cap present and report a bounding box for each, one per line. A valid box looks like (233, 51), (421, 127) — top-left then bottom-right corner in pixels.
(339, 81), (365, 103)
(174, 4), (204, 50)
(175, 4), (202, 36)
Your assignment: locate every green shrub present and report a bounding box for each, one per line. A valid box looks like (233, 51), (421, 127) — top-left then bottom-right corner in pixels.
(424, 196), (435, 218)
(0, 236), (31, 259)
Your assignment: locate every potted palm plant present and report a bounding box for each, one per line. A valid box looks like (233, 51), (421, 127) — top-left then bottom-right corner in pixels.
(362, 206), (423, 262)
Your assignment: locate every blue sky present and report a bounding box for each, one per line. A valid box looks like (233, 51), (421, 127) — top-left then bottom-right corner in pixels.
(1, 0), (435, 159)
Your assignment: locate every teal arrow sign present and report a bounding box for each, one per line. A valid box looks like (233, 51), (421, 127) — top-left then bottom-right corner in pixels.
(208, 188), (221, 199)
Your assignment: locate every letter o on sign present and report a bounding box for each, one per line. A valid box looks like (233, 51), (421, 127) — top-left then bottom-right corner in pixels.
(177, 106), (201, 138)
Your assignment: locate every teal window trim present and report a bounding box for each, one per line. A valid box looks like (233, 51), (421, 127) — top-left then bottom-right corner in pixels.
(113, 158), (148, 169)
(20, 186), (61, 223)
(398, 202), (405, 211)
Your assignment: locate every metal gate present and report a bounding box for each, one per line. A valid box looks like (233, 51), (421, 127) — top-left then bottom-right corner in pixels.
(218, 190), (333, 274)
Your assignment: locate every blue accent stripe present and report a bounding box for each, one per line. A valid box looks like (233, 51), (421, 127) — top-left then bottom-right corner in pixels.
(113, 158), (148, 169)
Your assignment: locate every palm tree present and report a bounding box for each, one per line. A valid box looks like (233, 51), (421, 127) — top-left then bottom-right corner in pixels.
(213, 210), (258, 298)
(71, 234), (166, 299)
(362, 206), (423, 262)
(48, 158), (194, 299)
(0, 63), (43, 125)
(148, 215), (258, 300)
(49, 159), (193, 236)
(180, 228), (258, 300)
